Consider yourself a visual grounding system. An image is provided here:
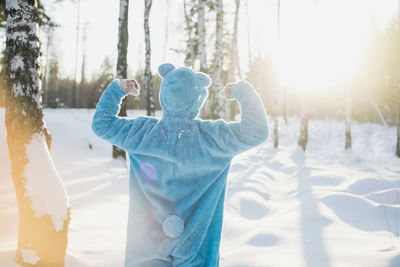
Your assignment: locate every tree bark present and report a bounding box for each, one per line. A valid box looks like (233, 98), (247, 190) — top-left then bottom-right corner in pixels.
(113, 0), (129, 160)
(227, 0), (241, 121)
(183, 0), (196, 68)
(144, 0), (155, 116)
(201, 0), (224, 120)
(72, 0), (80, 108)
(5, 1), (70, 266)
(298, 109), (309, 151)
(197, 0), (207, 72)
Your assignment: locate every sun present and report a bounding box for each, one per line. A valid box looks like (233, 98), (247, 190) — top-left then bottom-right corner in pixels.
(274, 0), (383, 92)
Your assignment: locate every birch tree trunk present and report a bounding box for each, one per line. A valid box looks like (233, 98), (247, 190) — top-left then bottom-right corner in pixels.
(183, 0), (196, 68)
(144, 0), (155, 116)
(5, 1), (70, 266)
(197, 0), (207, 72)
(72, 0), (80, 108)
(227, 0), (241, 121)
(163, 0), (170, 62)
(201, 0), (224, 120)
(113, 0), (129, 160)
(345, 95), (352, 149)
(273, 0), (280, 148)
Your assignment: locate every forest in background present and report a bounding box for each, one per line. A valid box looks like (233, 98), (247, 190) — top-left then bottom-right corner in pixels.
(0, 0), (398, 124)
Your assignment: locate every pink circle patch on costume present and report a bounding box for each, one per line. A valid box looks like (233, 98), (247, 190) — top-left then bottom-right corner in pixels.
(140, 163), (156, 181)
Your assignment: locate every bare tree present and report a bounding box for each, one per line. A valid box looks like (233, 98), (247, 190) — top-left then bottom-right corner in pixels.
(183, 0), (196, 68)
(144, 0), (155, 116)
(5, 1), (70, 265)
(273, 0), (281, 148)
(197, 0), (207, 72)
(113, 0), (129, 160)
(201, 0), (224, 120)
(226, 0), (241, 121)
(72, 0), (80, 108)
(163, 0), (170, 61)
(298, 108), (309, 151)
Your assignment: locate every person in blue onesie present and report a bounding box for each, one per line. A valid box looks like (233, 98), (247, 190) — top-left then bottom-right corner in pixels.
(91, 63), (269, 266)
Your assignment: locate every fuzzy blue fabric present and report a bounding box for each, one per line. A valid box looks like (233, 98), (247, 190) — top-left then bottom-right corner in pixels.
(92, 63), (269, 266)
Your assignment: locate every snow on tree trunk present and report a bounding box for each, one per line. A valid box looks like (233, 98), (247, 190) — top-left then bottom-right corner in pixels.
(113, 0), (129, 160)
(345, 95), (352, 149)
(144, 0), (155, 116)
(4, 1), (70, 266)
(197, 0), (207, 72)
(201, 0), (224, 120)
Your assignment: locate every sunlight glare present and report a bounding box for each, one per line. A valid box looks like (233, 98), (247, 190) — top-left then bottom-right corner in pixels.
(275, 0), (381, 91)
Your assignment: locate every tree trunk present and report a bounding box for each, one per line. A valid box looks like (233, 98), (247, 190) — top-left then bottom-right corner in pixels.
(163, 0), (170, 62)
(345, 96), (352, 149)
(298, 109), (309, 151)
(72, 0), (80, 108)
(273, 106), (279, 148)
(113, 0), (129, 160)
(273, 0), (281, 147)
(183, 0), (196, 68)
(201, 0), (224, 120)
(197, 0), (207, 72)
(5, 1), (70, 266)
(226, 0), (241, 121)
(144, 0), (155, 116)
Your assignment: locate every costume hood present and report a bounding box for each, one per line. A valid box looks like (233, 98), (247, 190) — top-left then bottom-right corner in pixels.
(158, 63), (211, 120)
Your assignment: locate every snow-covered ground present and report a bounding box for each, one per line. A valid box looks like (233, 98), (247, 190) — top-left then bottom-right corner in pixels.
(1, 108), (400, 267)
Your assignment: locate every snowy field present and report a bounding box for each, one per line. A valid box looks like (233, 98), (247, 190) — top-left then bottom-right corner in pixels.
(1, 108), (400, 267)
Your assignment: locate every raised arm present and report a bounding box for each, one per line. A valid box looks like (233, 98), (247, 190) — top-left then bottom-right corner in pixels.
(91, 80), (156, 153)
(199, 80), (269, 157)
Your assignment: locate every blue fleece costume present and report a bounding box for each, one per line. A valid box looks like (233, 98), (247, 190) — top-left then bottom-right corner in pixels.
(92, 63), (269, 266)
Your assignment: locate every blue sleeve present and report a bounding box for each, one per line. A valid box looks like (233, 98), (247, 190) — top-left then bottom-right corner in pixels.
(199, 80), (269, 157)
(91, 80), (156, 153)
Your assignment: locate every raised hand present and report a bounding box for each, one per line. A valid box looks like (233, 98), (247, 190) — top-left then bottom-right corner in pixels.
(119, 79), (140, 96)
(218, 82), (235, 99)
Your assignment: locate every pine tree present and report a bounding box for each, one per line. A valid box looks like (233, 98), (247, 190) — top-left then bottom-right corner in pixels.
(113, 0), (129, 160)
(144, 0), (155, 116)
(5, 1), (70, 265)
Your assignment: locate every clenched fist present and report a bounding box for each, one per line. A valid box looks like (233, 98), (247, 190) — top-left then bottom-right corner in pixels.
(117, 79), (140, 96)
(218, 82), (235, 99)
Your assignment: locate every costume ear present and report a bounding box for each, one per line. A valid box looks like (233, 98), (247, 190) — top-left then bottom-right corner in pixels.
(196, 72), (211, 87)
(158, 63), (176, 78)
